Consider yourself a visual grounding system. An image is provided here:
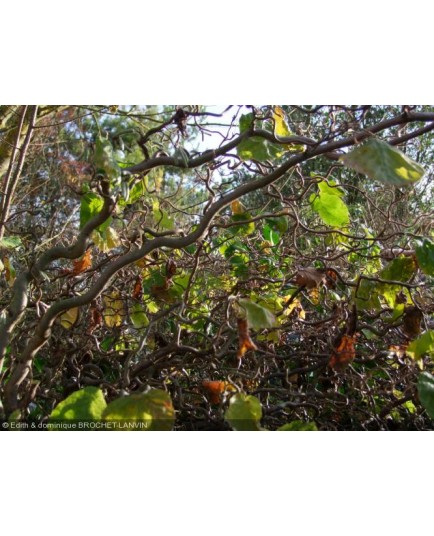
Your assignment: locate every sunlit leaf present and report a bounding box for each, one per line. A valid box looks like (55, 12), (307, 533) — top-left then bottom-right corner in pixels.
(238, 298), (276, 330)
(311, 189), (350, 228)
(0, 236), (22, 250)
(381, 256), (417, 281)
(48, 387), (107, 428)
(340, 138), (425, 186)
(153, 199), (175, 230)
(130, 303), (149, 329)
(59, 307), (79, 329)
(273, 106), (292, 138)
(230, 213), (255, 236)
(407, 331), (434, 360)
(3, 257), (16, 286)
(225, 393), (263, 431)
(103, 293), (125, 327)
(418, 372), (434, 419)
(415, 239), (434, 276)
(231, 200), (246, 215)
(92, 227), (120, 252)
(237, 113), (270, 161)
(102, 389), (175, 431)
(277, 421), (318, 431)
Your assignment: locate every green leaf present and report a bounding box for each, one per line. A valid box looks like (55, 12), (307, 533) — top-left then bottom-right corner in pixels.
(152, 199), (175, 231)
(130, 303), (149, 328)
(277, 420), (318, 431)
(317, 180), (345, 198)
(80, 192), (111, 235)
(311, 190), (350, 228)
(225, 394), (263, 431)
(265, 215), (289, 234)
(262, 224), (280, 245)
(355, 279), (382, 311)
(128, 178), (147, 205)
(407, 331), (434, 360)
(417, 372), (434, 419)
(381, 256), (417, 281)
(48, 387), (107, 428)
(237, 136), (270, 161)
(416, 239), (434, 276)
(356, 256), (417, 311)
(0, 236), (22, 250)
(238, 298), (277, 329)
(92, 226), (120, 252)
(94, 136), (121, 182)
(237, 113), (270, 161)
(340, 138), (425, 186)
(230, 213), (255, 236)
(102, 389), (175, 431)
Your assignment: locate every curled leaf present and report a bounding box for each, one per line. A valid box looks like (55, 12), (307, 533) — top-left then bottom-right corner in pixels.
(202, 381), (235, 404)
(294, 268), (326, 289)
(237, 318), (258, 358)
(340, 138), (425, 186)
(73, 250), (92, 275)
(329, 334), (357, 371)
(402, 306), (423, 339)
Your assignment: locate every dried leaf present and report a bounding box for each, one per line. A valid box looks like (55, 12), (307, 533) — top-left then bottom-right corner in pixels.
(231, 200), (246, 215)
(329, 334), (357, 371)
(3, 257), (16, 286)
(237, 317), (258, 358)
(73, 250), (92, 275)
(150, 278), (172, 301)
(132, 277), (143, 300)
(166, 259), (177, 279)
(295, 268), (326, 289)
(325, 269), (338, 289)
(202, 381), (235, 404)
(402, 306), (423, 339)
(87, 307), (103, 334)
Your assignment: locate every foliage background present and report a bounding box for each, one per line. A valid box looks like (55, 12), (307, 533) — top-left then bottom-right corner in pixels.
(2, 3), (434, 536)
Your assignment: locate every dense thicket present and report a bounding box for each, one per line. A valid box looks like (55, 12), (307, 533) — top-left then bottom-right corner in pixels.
(1, 105), (433, 430)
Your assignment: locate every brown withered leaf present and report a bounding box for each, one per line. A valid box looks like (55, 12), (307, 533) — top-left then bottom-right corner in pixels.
(166, 258), (177, 279)
(202, 381), (236, 404)
(237, 317), (258, 358)
(132, 277), (143, 300)
(329, 334), (357, 371)
(87, 307), (103, 334)
(150, 278), (172, 301)
(325, 269), (338, 289)
(402, 306), (423, 339)
(294, 268), (326, 289)
(73, 250), (92, 275)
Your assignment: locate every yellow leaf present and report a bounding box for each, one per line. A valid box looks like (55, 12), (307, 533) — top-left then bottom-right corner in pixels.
(3, 257), (16, 286)
(273, 106), (292, 139)
(103, 293), (125, 327)
(231, 200), (246, 215)
(59, 307), (79, 329)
